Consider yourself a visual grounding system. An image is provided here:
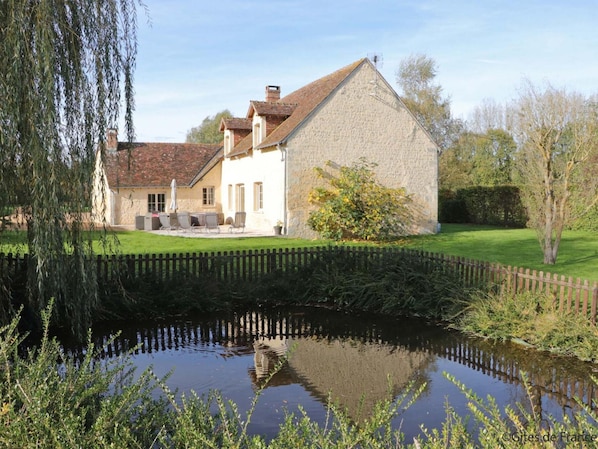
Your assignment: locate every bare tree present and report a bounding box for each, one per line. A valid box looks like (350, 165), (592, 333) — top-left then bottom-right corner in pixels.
(509, 81), (598, 264)
(467, 98), (508, 134)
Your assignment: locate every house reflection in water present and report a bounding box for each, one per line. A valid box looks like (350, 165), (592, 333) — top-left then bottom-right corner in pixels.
(245, 313), (433, 421)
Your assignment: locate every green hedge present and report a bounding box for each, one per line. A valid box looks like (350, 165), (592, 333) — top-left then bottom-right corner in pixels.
(439, 186), (527, 227)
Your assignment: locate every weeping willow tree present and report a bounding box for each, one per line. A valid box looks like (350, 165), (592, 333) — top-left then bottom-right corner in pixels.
(0, 1), (140, 338)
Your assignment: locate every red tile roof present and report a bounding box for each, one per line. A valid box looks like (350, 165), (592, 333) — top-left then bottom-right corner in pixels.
(248, 101), (297, 117)
(105, 142), (222, 188)
(227, 58), (367, 158)
(220, 117), (252, 131)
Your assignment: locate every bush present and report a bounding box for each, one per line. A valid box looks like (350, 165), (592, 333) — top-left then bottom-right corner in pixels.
(568, 202), (598, 232)
(438, 188), (468, 223)
(308, 159), (416, 241)
(0, 303), (166, 448)
(456, 289), (598, 362)
(439, 186), (527, 227)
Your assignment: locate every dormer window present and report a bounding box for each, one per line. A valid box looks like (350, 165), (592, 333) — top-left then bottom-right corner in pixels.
(253, 122), (261, 148)
(224, 132), (231, 155)
(220, 118), (252, 156)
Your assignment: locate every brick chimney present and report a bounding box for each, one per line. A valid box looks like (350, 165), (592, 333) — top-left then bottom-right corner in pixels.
(106, 128), (118, 152)
(265, 85), (280, 102)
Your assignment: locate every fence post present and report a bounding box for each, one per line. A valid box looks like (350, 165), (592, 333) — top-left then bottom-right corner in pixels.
(591, 283), (598, 325)
(507, 265), (518, 294)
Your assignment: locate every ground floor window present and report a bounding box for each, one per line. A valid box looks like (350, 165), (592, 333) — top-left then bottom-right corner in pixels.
(148, 193), (165, 212)
(202, 186), (215, 206)
(227, 184), (233, 210)
(236, 184), (245, 212)
(253, 182), (263, 211)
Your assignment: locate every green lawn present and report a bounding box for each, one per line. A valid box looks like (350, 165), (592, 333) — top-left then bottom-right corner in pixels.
(1, 223), (597, 281)
(96, 231), (329, 254)
(402, 224), (598, 281)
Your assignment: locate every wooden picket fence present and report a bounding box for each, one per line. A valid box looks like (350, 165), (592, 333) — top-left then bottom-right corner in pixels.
(1, 246), (597, 323)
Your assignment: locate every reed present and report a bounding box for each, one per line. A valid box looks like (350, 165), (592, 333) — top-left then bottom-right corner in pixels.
(456, 289), (598, 362)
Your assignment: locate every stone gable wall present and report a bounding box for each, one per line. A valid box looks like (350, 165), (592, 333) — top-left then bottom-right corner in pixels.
(285, 63), (438, 238)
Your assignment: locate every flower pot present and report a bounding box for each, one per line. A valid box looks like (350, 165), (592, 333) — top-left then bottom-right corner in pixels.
(273, 225), (282, 235)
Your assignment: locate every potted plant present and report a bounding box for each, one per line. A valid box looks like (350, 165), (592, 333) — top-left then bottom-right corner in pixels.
(273, 219), (283, 235)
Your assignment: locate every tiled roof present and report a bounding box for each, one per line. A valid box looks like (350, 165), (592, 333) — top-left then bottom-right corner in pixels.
(105, 142), (222, 188)
(248, 101), (297, 117)
(227, 58), (367, 158)
(220, 117), (252, 131)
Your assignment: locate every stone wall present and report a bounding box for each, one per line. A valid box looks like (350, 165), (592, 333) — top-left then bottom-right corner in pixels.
(101, 161), (222, 225)
(285, 63), (438, 238)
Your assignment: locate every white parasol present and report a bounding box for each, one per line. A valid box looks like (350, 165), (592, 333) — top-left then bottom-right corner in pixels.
(169, 178), (178, 211)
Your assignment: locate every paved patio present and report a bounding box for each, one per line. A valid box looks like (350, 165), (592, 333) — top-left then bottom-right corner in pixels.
(146, 227), (277, 238)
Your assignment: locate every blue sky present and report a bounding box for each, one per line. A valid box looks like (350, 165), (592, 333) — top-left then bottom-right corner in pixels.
(130, 0), (598, 142)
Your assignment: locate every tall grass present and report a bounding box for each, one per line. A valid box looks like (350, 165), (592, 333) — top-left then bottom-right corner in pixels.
(248, 249), (475, 321)
(456, 289), (598, 362)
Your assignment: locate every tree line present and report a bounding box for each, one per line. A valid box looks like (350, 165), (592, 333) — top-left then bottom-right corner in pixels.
(398, 54), (598, 265)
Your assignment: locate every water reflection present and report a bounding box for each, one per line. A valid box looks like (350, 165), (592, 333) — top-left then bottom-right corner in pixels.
(63, 306), (598, 437)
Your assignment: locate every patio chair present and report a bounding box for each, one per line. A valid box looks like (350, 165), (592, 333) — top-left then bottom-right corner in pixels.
(177, 211), (195, 232)
(204, 213), (220, 233)
(191, 213), (206, 229)
(158, 213), (176, 230)
(228, 211), (246, 233)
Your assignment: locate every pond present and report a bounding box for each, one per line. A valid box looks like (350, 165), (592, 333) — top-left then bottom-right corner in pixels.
(65, 306), (598, 441)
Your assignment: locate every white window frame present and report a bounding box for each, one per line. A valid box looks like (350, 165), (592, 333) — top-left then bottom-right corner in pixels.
(253, 182), (263, 211)
(148, 193), (165, 212)
(202, 186), (215, 206)
(252, 122), (261, 148)
(224, 133), (231, 155)
(235, 183), (245, 212)
(227, 184), (233, 211)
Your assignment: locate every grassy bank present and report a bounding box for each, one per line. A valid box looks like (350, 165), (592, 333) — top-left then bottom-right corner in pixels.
(3, 305), (598, 448)
(456, 289), (598, 362)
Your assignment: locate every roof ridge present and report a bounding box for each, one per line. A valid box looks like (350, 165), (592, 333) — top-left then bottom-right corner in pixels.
(228, 58), (368, 156)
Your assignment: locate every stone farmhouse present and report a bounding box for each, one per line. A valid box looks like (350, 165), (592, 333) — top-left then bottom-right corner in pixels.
(92, 129), (222, 226)
(93, 58), (439, 237)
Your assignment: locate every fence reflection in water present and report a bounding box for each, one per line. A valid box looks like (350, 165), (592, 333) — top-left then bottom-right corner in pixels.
(65, 307), (598, 419)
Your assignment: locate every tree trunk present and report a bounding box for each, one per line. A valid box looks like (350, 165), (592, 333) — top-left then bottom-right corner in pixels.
(543, 246), (556, 264)
(542, 220), (562, 265)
